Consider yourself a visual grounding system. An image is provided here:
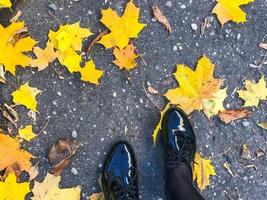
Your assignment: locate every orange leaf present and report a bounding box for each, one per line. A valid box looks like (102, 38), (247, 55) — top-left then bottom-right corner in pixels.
(0, 133), (34, 175)
(113, 43), (138, 70)
(218, 109), (251, 124)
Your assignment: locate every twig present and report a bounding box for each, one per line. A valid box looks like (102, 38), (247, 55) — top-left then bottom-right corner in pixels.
(86, 29), (108, 55)
(48, 10), (61, 25)
(224, 191), (234, 200)
(143, 83), (162, 110)
(37, 117), (50, 135)
(235, 187), (241, 200)
(135, 48), (147, 66)
(211, 147), (232, 159)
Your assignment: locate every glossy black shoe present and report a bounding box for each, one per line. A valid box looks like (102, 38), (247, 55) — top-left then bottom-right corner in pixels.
(162, 106), (196, 173)
(102, 142), (139, 200)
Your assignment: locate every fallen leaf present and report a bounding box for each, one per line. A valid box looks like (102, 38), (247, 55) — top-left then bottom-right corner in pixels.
(48, 138), (79, 176)
(10, 10), (22, 22)
(152, 5), (172, 33)
(223, 161), (234, 177)
(0, 133), (34, 175)
(0, 0), (11, 8)
(257, 122), (267, 130)
(258, 43), (267, 50)
(237, 76), (267, 107)
(193, 152), (216, 191)
(0, 64), (5, 83)
(202, 88), (227, 119)
(165, 55), (224, 115)
(2, 103), (19, 127)
(255, 149), (265, 158)
(32, 173), (81, 200)
(28, 163), (39, 181)
(49, 22), (92, 52)
(113, 43), (138, 70)
(18, 125), (37, 142)
(0, 172), (30, 200)
(88, 192), (105, 200)
(0, 22), (37, 75)
(212, 0), (254, 26)
(98, 0), (146, 49)
(79, 60), (104, 85)
(241, 144), (252, 160)
(218, 109), (251, 124)
(11, 82), (42, 112)
(48, 22), (92, 73)
(30, 42), (58, 70)
(152, 103), (172, 143)
(147, 86), (159, 94)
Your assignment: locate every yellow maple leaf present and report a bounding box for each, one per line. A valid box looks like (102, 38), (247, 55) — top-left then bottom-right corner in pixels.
(0, 0), (11, 8)
(113, 43), (138, 70)
(152, 103), (172, 144)
(49, 22), (92, 73)
(0, 172), (30, 200)
(237, 76), (267, 107)
(0, 133), (34, 173)
(57, 48), (82, 73)
(32, 173), (81, 200)
(49, 22), (92, 52)
(30, 42), (58, 70)
(212, 0), (254, 26)
(79, 60), (103, 85)
(11, 82), (42, 112)
(98, 0), (146, 49)
(165, 55), (223, 114)
(202, 88), (227, 118)
(0, 22), (37, 75)
(18, 125), (37, 142)
(193, 152), (216, 191)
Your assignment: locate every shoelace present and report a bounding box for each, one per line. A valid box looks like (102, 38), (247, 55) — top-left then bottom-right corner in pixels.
(108, 167), (138, 200)
(167, 134), (192, 168)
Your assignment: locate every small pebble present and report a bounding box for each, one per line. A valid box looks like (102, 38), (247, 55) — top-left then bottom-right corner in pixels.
(180, 4), (186, 9)
(113, 92), (117, 97)
(173, 45), (178, 51)
(48, 3), (57, 11)
(225, 103), (231, 109)
(71, 167), (78, 175)
(242, 121), (250, 127)
(100, 138), (104, 142)
(237, 33), (241, 40)
(165, 1), (172, 8)
(72, 130), (77, 138)
(191, 23), (198, 31)
(243, 176), (248, 181)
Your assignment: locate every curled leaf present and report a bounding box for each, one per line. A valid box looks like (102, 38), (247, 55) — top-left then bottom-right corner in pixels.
(218, 109), (251, 124)
(152, 5), (172, 33)
(48, 138), (79, 176)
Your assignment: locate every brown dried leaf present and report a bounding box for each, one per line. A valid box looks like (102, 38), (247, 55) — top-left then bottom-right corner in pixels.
(28, 163), (39, 181)
(223, 162), (234, 177)
(218, 109), (251, 124)
(241, 144), (252, 160)
(258, 43), (267, 50)
(2, 103), (19, 127)
(0, 65), (5, 83)
(48, 138), (78, 176)
(10, 10), (22, 22)
(147, 86), (159, 94)
(255, 149), (265, 158)
(152, 5), (172, 33)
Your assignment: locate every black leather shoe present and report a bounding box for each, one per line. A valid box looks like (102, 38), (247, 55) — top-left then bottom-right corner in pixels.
(102, 142), (139, 200)
(162, 106), (196, 172)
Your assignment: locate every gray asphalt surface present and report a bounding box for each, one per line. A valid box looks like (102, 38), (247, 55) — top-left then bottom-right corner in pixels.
(0, 0), (267, 199)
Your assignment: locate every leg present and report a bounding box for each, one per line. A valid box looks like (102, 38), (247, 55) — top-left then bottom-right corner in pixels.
(162, 107), (204, 200)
